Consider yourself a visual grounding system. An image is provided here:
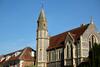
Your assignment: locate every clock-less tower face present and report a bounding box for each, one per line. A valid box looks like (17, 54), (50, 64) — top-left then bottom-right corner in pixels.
(36, 8), (49, 67)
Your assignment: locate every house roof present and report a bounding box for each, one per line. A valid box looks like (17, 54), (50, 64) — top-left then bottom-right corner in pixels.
(47, 24), (89, 51)
(0, 47), (36, 64)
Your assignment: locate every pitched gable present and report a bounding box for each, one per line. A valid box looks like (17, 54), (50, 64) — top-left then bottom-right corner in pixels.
(0, 47), (36, 64)
(19, 47), (34, 61)
(47, 24), (89, 51)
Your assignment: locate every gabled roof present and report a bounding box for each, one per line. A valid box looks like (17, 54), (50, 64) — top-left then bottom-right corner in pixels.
(47, 24), (89, 51)
(0, 47), (36, 64)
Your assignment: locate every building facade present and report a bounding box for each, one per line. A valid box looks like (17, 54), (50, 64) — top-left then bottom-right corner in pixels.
(36, 9), (100, 67)
(0, 47), (36, 67)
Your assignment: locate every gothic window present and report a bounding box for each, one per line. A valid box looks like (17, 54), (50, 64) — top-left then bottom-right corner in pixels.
(69, 45), (71, 58)
(52, 51), (54, 61)
(89, 35), (97, 49)
(54, 51), (56, 61)
(66, 41), (71, 58)
(58, 50), (61, 60)
(67, 45), (69, 58)
(51, 51), (55, 61)
(89, 41), (92, 49)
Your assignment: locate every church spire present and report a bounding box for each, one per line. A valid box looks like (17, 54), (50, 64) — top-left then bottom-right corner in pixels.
(37, 8), (47, 30)
(36, 3), (49, 67)
(38, 8), (46, 22)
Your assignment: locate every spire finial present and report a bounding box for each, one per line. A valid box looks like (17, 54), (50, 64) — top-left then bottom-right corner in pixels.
(41, 0), (46, 9)
(90, 16), (94, 24)
(38, 0), (46, 21)
(37, 0), (46, 21)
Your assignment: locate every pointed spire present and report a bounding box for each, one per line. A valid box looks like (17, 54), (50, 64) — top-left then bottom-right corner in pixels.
(38, 8), (46, 22)
(90, 16), (94, 24)
(37, 8), (47, 30)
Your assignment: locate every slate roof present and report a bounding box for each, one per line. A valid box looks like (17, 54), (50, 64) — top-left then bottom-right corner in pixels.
(47, 24), (89, 51)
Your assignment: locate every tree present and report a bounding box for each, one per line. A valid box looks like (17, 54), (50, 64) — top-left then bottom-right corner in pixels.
(89, 43), (100, 67)
(78, 43), (100, 67)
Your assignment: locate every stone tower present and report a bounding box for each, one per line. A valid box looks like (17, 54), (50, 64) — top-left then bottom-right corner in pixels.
(36, 8), (49, 67)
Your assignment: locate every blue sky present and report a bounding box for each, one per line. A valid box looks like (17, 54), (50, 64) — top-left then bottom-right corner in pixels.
(0, 0), (100, 55)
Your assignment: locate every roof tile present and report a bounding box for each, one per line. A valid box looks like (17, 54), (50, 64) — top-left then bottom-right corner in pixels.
(47, 24), (89, 50)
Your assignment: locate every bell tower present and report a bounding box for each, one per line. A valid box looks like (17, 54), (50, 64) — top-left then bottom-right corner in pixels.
(36, 8), (49, 67)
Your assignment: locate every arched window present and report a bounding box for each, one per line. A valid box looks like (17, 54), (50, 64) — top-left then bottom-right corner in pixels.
(89, 41), (92, 49)
(67, 45), (69, 58)
(66, 41), (71, 58)
(89, 35), (97, 49)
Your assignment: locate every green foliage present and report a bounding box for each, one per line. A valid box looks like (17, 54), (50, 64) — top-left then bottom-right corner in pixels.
(78, 43), (100, 67)
(89, 43), (100, 67)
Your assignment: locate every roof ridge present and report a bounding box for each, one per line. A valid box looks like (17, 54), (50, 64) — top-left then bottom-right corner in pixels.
(2, 47), (34, 57)
(3, 49), (24, 57)
(19, 47), (27, 60)
(51, 23), (89, 38)
(48, 23), (90, 50)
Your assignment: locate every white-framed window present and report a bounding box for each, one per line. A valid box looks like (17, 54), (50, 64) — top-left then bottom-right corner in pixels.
(51, 51), (56, 61)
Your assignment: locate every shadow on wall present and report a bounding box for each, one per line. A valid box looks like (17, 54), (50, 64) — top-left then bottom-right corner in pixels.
(61, 48), (64, 67)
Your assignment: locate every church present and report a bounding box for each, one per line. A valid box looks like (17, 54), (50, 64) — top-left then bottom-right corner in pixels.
(0, 7), (100, 67)
(36, 8), (100, 67)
